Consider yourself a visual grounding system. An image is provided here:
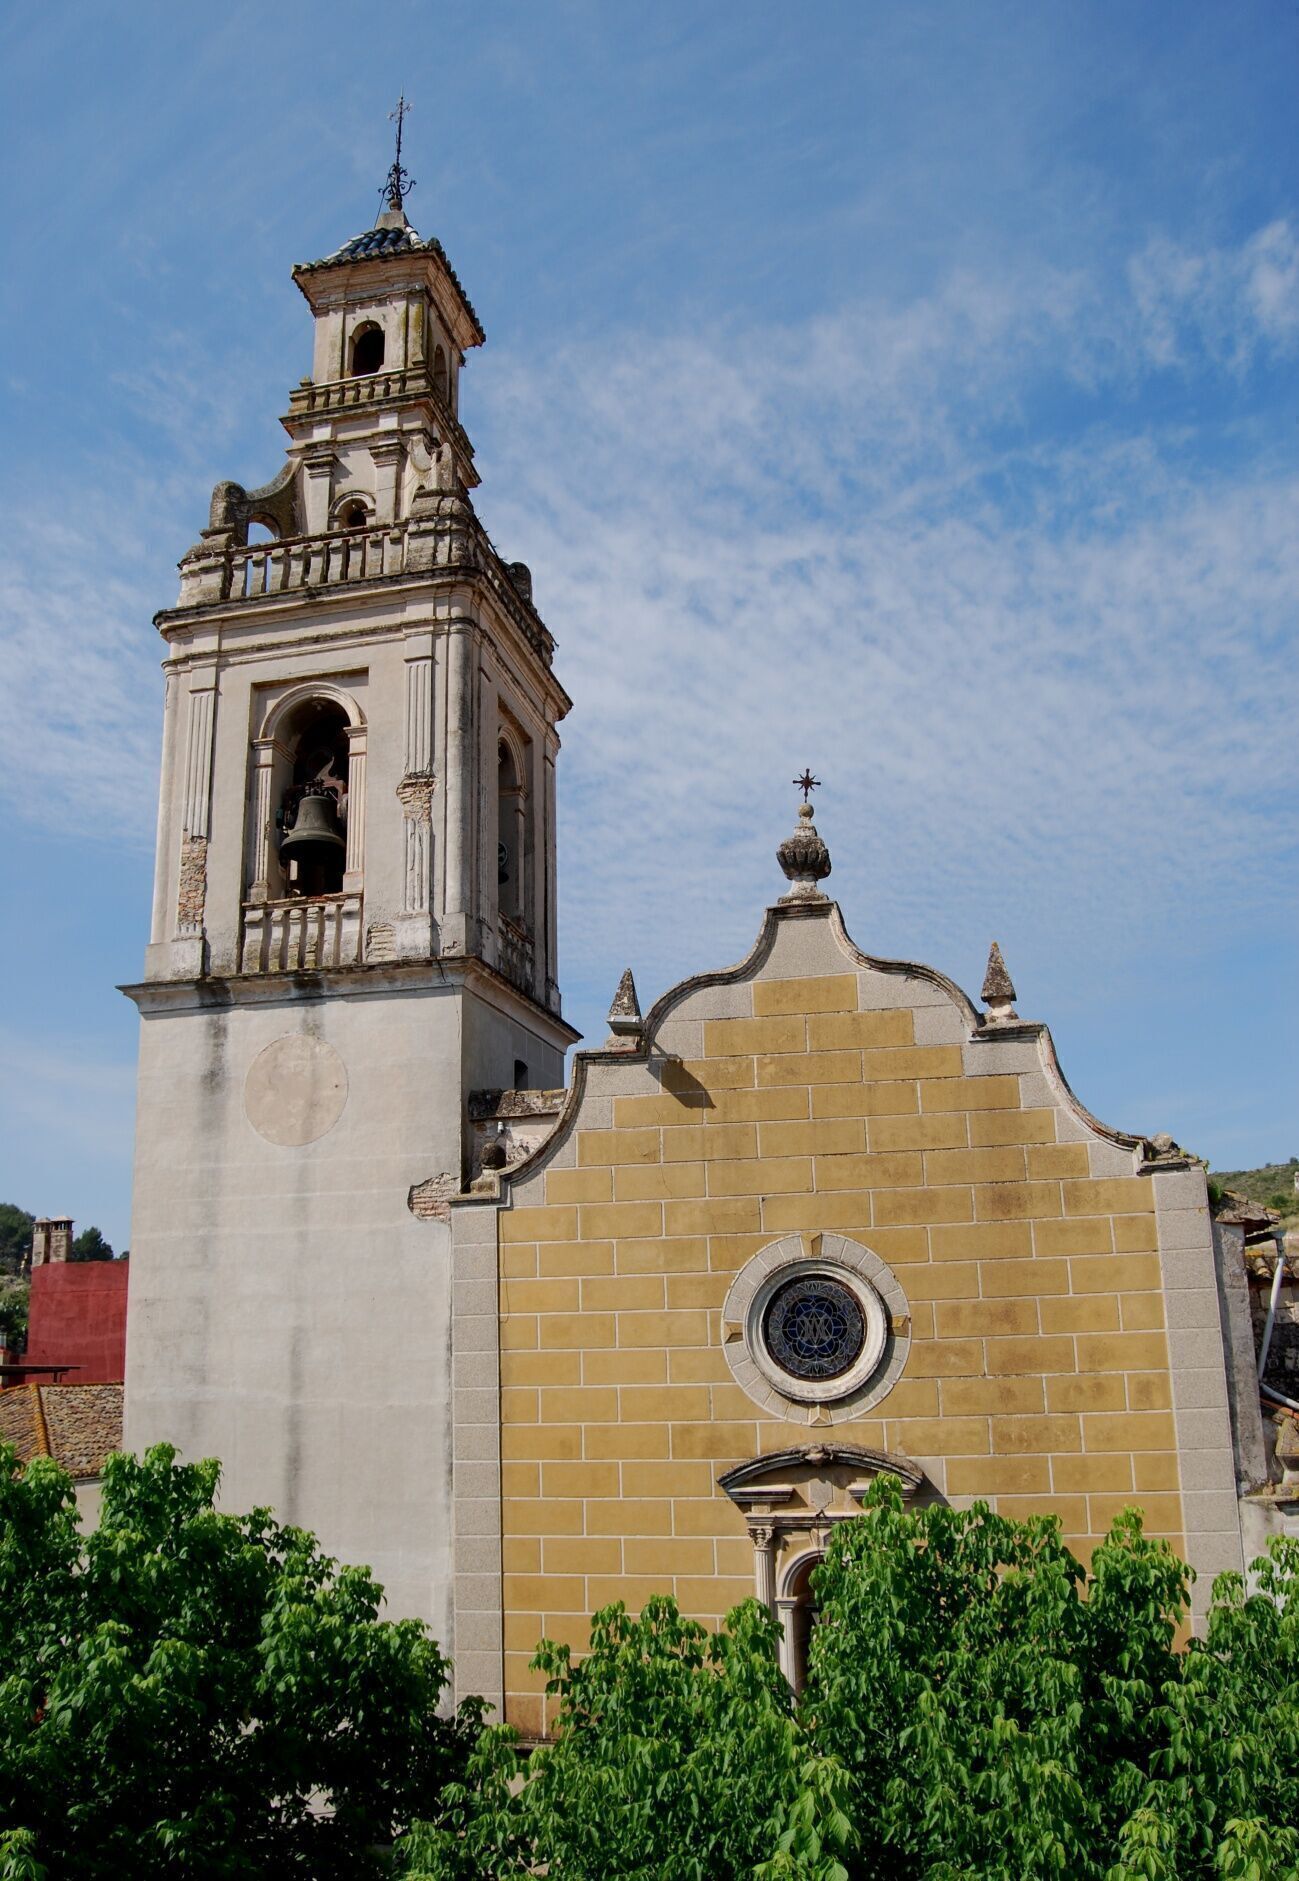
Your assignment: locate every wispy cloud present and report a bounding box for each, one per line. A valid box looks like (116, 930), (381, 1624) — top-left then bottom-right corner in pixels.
(472, 221), (1299, 1023)
(1, 220), (1294, 1069)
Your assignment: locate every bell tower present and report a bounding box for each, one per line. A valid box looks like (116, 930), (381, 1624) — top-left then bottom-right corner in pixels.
(122, 168), (577, 1632)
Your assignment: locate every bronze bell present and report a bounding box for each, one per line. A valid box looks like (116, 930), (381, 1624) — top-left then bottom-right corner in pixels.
(280, 787), (346, 867)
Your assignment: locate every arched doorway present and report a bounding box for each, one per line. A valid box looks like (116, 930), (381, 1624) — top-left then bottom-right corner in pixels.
(777, 1550), (823, 1695)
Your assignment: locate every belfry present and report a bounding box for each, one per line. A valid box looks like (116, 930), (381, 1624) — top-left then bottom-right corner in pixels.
(123, 170), (576, 1629)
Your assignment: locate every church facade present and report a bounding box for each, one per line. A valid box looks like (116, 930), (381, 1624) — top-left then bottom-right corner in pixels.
(124, 190), (1277, 1734)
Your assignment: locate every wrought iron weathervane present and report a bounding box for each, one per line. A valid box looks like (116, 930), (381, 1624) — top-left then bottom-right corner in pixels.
(383, 93), (415, 209)
(793, 769), (821, 802)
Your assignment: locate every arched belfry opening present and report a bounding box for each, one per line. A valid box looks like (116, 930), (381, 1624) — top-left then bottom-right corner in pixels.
(278, 700), (350, 898)
(497, 739), (524, 925)
(349, 322), (385, 377)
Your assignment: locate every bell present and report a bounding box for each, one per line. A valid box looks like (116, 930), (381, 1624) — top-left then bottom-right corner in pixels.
(280, 787), (346, 867)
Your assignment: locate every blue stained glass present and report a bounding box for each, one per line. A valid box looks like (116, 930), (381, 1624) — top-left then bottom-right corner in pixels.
(763, 1274), (865, 1382)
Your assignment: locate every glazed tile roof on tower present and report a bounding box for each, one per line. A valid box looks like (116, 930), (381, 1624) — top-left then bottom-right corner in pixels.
(295, 224), (483, 338)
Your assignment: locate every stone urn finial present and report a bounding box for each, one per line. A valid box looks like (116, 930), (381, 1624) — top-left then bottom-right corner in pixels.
(980, 941), (1019, 1025)
(777, 799), (831, 902)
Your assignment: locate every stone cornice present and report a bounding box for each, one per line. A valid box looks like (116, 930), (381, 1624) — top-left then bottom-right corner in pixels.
(119, 951), (581, 1041)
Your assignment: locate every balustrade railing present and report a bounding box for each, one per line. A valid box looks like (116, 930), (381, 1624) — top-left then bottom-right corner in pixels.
(241, 893), (363, 974)
(497, 916), (536, 996)
(232, 525), (406, 599)
(287, 366), (436, 418)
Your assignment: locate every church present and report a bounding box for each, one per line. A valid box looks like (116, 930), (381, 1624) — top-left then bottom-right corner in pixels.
(121, 171), (1284, 1737)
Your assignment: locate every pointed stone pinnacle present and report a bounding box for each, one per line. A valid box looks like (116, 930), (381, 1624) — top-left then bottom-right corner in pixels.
(981, 941), (1019, 1024)
(982, 941), (1016, 1004)
(606, 968), (643, 1038)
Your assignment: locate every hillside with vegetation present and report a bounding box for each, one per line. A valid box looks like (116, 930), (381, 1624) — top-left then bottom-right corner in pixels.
(1211, 1158), (1299, 1231)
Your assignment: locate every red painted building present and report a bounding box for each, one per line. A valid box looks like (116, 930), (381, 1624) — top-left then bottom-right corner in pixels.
(24, 1260), (128, 1385)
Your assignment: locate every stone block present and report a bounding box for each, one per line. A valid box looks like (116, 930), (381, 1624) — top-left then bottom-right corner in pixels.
(1079, 1411), (1177, 1452)
(500, 1205), (579, 1243)
(617, 1233), (713, 1272)
(930, 1220), (1033, 1261)
(1068, 1252), (1160, 1291)
(582, 1347), (666, 1384)
(706, 1155), (812, 1196)
(615, 1161), (708, 1202)
(1053, 1452), (1133, 1492)
(546, 1165), (614, 1204)
(924, 1146), (1026, 1186)
(1126, 1373), (1173, 1411)
(941, 1375), (1046, 1417)
(1063, 1178), (1155, 1217)
(663, 1122), (757, 1162)
(1119, 1294), (1166, 1331)
(902, 1337), (984, 1377)
(939, 1301), (1045, 1346)
(869, 1111), (968, 1151)
(1040, 1295), (1121, 1334)
(945, 1455), (1048, 1494)
(985, 1334), (1077, 1375)
(753, 974), (858, 1016)
(757, 1117), (865, 1158)
(874, 1186), (974, 1226)
(756, 1050), (861, 1087)
(807, 1009), (915, 1049)
(968, 1107), (1057, 1146)
(704, 1014), (807, 1057)
(980, 1256), (1069, 1297)
(538, 1239), (615, 1276)
(1045, 1369), (1127, 1414)
(975, 1181), (1063, 1222)
(921, 1075), (1020, 1113)
(815, 1150), (924, 1190)
(991, 1413), (1082, 1455)
(1026, 1144), (1091, 1180)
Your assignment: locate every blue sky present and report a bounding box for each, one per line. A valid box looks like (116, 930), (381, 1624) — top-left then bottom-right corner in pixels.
(1, 1), (1296, 1250)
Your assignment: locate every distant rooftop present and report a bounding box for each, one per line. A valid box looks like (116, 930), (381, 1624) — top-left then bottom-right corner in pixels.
(0, 1382), (122, 1480)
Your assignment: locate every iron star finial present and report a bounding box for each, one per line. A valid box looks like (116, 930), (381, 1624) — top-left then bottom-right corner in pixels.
(793, 769), (821, 802)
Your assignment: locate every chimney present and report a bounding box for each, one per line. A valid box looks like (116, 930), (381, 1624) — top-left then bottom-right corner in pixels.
(48, 1218), (73, 1264)
(30, 1218), (51, 1268)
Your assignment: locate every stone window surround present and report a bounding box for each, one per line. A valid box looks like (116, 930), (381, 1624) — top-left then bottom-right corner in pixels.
(722, 1231), (912, 1426)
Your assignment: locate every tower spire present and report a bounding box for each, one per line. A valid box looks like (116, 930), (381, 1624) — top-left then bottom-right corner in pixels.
(382, 93), (415, 214)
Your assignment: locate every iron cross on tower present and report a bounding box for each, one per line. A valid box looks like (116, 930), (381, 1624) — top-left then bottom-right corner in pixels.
(383, 93), (415, 209)
(794, 769), (821, 802)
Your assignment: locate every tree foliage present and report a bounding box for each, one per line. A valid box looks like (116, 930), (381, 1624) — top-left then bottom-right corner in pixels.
(399, 1598), (854, 1881)
(401, 1483), (1299, 1881)
(69, 1227), (113, 1264)
(0, 1443), (473, 1878)
(0, 1208), (33, 1279)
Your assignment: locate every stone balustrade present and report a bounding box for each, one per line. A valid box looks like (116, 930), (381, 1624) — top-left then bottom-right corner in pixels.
(497, 916), (536, 996)
(240, 893), (363, 974)
(286, 364), (438, 418)
(233, 525), (406, 599)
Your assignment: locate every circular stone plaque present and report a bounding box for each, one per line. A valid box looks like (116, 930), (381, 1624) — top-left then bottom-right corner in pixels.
(244, 1034), (348, 1148)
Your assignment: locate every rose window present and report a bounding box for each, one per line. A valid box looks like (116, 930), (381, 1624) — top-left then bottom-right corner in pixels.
(763, 1274), (866, 1382)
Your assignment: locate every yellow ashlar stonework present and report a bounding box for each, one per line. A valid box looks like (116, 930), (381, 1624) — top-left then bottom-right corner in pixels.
(464, 897), (1237, 1735)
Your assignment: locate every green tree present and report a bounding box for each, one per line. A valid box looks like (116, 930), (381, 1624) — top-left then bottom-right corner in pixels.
(400, 1598), (855, 1881)
(0, 1283), (28, 1349)
(400, 1485), (1299, 1881)
(0, 1443), (474, 1879)
(69, 1227), (113, 1264)
(0, 1207), (33, 1278)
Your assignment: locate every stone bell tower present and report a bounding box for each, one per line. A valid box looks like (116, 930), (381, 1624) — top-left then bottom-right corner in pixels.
(122, 167), (577, 1633)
